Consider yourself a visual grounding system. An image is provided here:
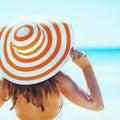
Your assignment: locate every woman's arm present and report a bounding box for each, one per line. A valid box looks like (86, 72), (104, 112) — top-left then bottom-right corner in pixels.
(55, 48), (104, 111)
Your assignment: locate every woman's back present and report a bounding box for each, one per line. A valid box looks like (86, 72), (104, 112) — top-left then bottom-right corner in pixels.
(14, 94), (63, 120)
(0, 77), (63, 120)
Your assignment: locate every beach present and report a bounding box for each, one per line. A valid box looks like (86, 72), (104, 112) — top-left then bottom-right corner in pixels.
(0, 48), (120, 120)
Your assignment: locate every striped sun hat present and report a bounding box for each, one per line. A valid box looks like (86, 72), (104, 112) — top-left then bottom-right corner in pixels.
(0, 16), (73, 85)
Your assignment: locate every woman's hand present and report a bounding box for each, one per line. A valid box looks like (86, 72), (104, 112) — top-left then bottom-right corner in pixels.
(70, 48), (91, 70)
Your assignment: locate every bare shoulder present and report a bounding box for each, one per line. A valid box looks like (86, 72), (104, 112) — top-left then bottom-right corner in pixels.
(0, 78), (8, 99)
(0, 78), (7, 106)
(53, 71), (77, 92)
(54, 71), (72, 83)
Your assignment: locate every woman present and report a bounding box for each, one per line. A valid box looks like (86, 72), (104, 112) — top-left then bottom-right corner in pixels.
(0, 48), (104, 120)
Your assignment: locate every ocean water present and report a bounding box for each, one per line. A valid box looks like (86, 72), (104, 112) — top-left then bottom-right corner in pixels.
(0, 48), (120, 120)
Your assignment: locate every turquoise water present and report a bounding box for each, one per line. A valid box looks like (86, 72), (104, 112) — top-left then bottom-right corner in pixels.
(0, 48), (120, 120)
(80, 48), (120, 65)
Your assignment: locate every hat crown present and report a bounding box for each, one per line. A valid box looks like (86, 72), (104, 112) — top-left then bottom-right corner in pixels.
(17, 27), (30, 37)
(10, 22), (45, 59)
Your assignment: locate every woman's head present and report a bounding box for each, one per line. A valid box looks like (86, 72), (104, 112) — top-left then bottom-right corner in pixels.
(2, 77), (60, 111)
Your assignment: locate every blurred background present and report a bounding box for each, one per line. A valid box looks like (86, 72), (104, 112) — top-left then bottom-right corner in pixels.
(0, 0), (120, 48)
(0, 0), (120, 120)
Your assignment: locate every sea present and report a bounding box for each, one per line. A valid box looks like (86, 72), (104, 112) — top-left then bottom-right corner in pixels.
(0, 48), (120, 120)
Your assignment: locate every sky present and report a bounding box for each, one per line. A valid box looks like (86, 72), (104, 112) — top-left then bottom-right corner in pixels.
(0, 0), (120, 48)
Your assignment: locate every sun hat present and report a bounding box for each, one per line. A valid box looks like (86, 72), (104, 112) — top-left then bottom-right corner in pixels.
(0, 16), (73, 85)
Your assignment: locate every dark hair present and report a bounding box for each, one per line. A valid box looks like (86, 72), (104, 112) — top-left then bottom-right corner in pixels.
(2, 77), (60, 111)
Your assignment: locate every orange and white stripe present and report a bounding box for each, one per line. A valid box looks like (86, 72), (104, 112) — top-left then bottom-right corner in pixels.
(0, 16), (73, 85)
